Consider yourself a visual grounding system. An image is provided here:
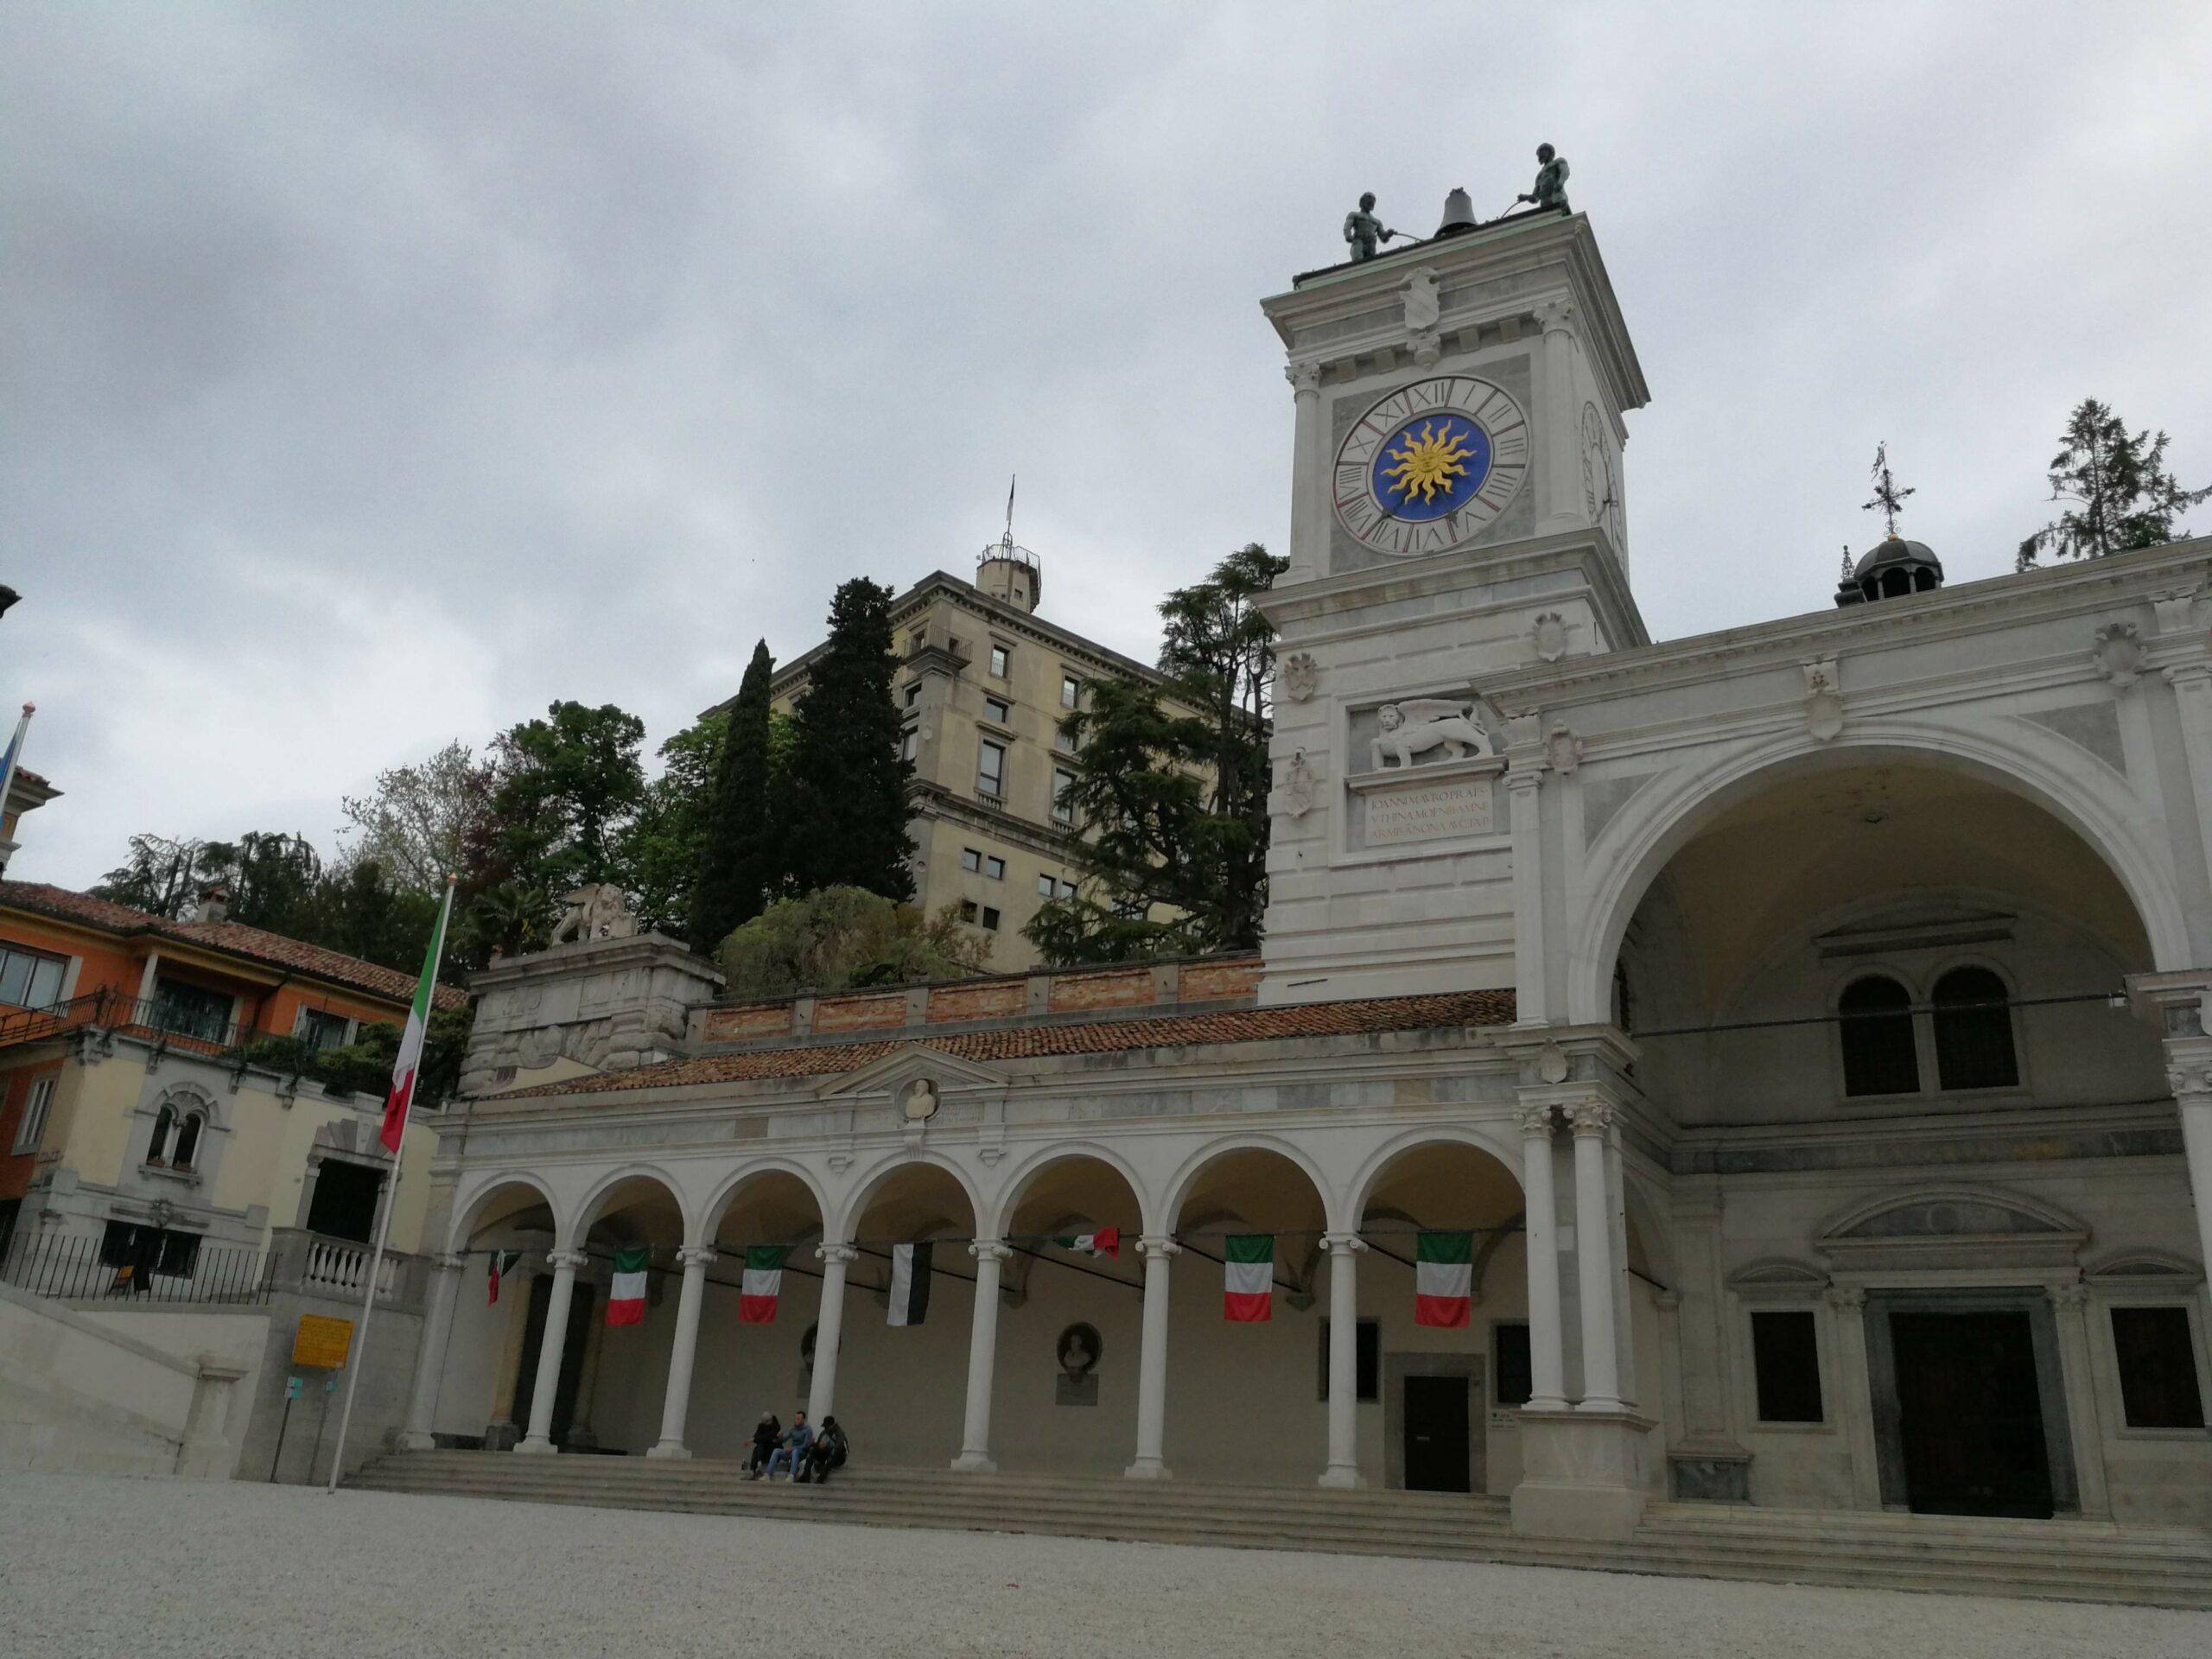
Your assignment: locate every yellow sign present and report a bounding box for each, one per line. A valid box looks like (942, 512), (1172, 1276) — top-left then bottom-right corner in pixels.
(292, 1313), (354, 1370)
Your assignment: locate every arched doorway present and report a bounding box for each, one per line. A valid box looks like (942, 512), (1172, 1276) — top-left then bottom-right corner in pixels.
(425, 1176), (560, 1448)
(685, 1167), (829, 1461)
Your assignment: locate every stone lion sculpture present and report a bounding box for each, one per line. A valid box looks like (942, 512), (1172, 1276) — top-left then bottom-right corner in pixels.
(1370, 699), (1493, 771)
(548, 882), (638, 945)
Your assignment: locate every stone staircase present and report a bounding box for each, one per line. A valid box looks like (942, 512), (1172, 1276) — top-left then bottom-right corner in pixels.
(349, 1452), (2212, 1608)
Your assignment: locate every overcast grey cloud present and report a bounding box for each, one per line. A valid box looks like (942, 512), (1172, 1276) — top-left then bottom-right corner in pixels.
(5, 2), (2209, 889)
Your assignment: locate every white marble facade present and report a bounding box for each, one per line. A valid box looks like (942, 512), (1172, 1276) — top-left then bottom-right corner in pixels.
(404, 207), (2212, 1539)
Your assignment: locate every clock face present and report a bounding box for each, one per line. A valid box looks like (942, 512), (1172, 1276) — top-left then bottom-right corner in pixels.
(1332, 376), (1530, 557)
(1581, 404), (1622, 545)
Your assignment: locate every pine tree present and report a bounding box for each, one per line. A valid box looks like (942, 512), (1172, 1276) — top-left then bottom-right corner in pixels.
(2017, 399), (2210, 569)
(782, 581), (914, 901)
(690, 641), (779, 952)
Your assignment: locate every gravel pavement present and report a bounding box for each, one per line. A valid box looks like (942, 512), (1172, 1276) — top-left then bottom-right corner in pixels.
(3, 1471), (2208, 1659)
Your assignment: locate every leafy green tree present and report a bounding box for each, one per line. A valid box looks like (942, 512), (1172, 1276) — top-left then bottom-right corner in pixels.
(621, 711), (727, 940)
(781, 581), (914, 901)
(460, 701), (647, 957)
(338, 741), (494, 893)
(301, 857), (443, 976)
(1025, 543), (1286, 963)
(691, 640), (780, 953)
(2018, 399), (2211, 569)
(202, 831), (324, 936)
(91, 834), (223, 917)
(719, 886), (990, 998)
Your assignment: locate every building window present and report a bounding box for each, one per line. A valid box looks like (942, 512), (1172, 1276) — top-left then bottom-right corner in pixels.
(1318, 1318), (1382, 1402)
(1060, 880), (1078, 899)
(981, 906), (1001, 931)
(961, 847), (982, 872)
(1052, 767), (1077, 825)
(100, 1220), (201, 1279)
(0, 946), (67, 1010)
(296, 1007), (352, 1052)
(2111, 1306), (2207, 1429)
(307, 1160), (385, 1243)
(988, 643), (1010, 678)
(1751, 1310), (1825, 1422)
(1055, 726), (1077, 753)
(978, 740), (1006, 797)
(983, 855), (1005, 880)
(1838, 975), (1918, 1096)
(150, 978), (233, 1043)
(904, 682), (922, 708)
(1061, 673), (1081, 709)
(982, 695), (1011, 725)
(1931, 965), (2018, 1090)
(957, 900), (979, 924)
(1036, 873), (1058, 898)
(146, 1104), (175, 1166)
(11, 1077), (55, 1154)
(900, 725), (919, 762)
(1493, 1321), (1533, 1406)
(170, 1111), (205, 1173)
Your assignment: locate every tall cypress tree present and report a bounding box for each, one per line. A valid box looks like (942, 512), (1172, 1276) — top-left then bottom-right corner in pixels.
(783, 580), (914, 901)
(690, 640), (778, 953)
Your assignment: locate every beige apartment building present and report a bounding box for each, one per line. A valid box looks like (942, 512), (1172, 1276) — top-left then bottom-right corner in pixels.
(766, 543), (1199, 971)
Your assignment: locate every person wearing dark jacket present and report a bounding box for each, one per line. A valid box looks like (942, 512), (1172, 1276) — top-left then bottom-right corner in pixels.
(801, 1417), (849, 1484)
(745, 1413), (780, 1478)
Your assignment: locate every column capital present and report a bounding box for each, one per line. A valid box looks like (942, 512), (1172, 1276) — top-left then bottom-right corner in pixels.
(1824, 1285), (1866, 1313)
(1285, 360), (1323, 397)
(2049, 1277), (2093, 1309)
(432, 1252), (468, 1274)
(968, 1239), (1012, 1263)
(1536, 296), (1577, 335)
(545, 1249), (588, 1271)
(1135, 1234), (1182, 1259)
(1567, 1100), (1615, 1136)
(1516, 1103), (1557, 1138)
(815, 1243), (858, 1266)
(1321, 1232), (1367, 1255)
(1503, 759), (1547, 791)
(675, 1245), (719, 1269)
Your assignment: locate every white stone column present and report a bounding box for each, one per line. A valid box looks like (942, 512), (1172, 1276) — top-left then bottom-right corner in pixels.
(1535, 297), (1582, 537)
(397, 1252), (467, 1451)
(2177, 1086), (2212, 1299)
(516, 1248), (587, 1454)
(1127, 1235), (1180, 1478)
(1570, 1103), (1625, 1412)
(1319, 1232), (1367, 1488)
(1506, 764), (1548, 1026)
(1518, 1105), (1569, 1412)
(1825, 1286), (1884, 1509)
(1285, 359), (1326, 584)
(951, 1241), (1009, 1473)
(647, 1246), (716, 1460)
(805, 1243), (858, 1424)
(2049, 1278), (2112, 1518)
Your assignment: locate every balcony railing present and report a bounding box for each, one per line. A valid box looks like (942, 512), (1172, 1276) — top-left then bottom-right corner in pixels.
(0, 1227), (272, 1305)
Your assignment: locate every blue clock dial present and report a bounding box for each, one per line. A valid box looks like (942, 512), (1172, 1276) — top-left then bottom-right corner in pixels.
(1332, 375), (1530, 557)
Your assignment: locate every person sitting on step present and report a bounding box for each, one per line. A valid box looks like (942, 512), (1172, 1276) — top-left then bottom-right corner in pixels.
(799, 1416), (848, 1484)
(744, 1413), (780, 1478)
(761, 1411), (812, 1480)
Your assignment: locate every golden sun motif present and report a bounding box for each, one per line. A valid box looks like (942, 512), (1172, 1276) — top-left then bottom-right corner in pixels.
(1379, 419), (1473, 506)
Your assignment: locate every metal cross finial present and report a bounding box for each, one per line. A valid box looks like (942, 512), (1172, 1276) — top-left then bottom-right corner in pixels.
(1862, 441), (1916, 537)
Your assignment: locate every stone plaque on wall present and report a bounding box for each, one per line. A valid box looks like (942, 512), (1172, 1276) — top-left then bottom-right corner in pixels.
(1363, 775), (1495, 844)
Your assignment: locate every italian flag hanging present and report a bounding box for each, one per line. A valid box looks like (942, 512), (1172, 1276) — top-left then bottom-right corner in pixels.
(1224, 1233), (1274, 1322)
(739, 1245), (788, 1323)
(1052, 1228), (1120, 1258)
(607, 1248), (649, 1325)
(1415, 1231), (1473, 1327)
(379, 876), (456, 1154)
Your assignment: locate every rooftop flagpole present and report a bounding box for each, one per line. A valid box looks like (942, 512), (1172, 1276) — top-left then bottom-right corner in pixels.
(0, 703), (36, 878)
(324, 872), (459, 1494)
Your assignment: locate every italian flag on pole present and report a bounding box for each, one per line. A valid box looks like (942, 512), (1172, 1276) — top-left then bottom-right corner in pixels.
(738, 1246), (788, 1323)
(1224, 1233), (1274, 1321)
(379, 877), (456, 1155)
(1414, 1231), (1474, 1327)
(607, 1248), (649, 1325)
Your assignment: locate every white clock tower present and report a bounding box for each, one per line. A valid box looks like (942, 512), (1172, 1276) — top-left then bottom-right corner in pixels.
(1257, 205), (1650, 1007)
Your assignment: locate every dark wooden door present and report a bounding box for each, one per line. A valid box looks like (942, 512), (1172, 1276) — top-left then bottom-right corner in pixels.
(515, 1274), (596, 1446)
(1402, 1375), (1471, 1493)
(1891, 1311), (2053, 1518)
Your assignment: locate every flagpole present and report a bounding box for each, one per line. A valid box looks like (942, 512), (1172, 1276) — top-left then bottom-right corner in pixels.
(325, 874), (458, 1494)
(0, 703), (35, 878)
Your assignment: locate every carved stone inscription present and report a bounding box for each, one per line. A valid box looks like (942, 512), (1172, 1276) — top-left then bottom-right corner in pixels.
(1363, 776), (1494, 844)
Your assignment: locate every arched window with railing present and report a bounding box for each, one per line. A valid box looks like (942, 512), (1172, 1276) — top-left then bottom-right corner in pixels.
(1931, 965), (2019, 1090)
(1839, 975), (1919, 1096)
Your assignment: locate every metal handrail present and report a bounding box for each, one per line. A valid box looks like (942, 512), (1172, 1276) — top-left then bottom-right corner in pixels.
(0, 1227), (272, 1306)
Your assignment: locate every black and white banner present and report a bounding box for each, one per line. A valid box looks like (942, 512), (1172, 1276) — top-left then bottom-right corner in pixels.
(887, 1241), (933, 1326)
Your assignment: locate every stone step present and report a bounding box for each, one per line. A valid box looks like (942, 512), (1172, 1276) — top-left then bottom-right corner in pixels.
(349, 1453), (2212, 1607)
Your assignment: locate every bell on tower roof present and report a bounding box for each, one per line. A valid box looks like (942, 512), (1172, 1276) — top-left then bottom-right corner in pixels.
(1435, 187), (1478, 238)
(976, 474), (1042, 613)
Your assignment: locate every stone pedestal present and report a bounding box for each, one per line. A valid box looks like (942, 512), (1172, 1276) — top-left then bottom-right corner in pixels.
(1667, 1439), (1752, 1503)
(1510, 1408), (1654, 1540)
(463, 933), (723, 1096)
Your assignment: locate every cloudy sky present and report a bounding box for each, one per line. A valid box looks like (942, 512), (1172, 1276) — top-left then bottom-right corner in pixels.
(5, 3), (2209, 891)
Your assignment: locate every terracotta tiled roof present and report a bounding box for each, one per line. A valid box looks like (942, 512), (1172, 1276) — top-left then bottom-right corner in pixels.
(0, 880), (468, 1011)
(505, 986), (1517, 1098)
